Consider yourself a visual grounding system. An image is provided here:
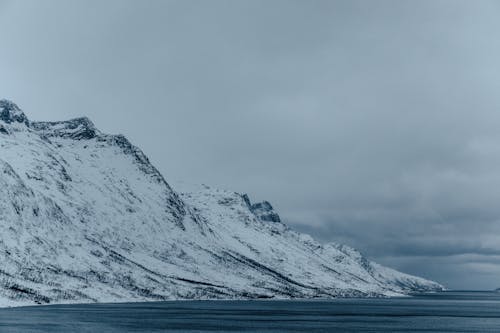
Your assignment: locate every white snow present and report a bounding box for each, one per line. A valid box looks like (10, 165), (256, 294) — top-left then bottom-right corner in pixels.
(0, 101), (443, 307)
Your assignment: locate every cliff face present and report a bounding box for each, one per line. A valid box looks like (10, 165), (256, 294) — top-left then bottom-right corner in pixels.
(0, 100), (442, 307)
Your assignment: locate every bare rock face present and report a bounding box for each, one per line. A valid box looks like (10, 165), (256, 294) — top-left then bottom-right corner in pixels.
(0, 100), (443, 307)
(243, 194), (281, 223)
(0, 100), (29, 125)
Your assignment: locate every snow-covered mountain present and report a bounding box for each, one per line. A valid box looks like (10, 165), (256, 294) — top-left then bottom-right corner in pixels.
(0, 100), (443, 307)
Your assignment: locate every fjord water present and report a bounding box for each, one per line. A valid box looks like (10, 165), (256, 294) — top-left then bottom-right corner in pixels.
(0, 292), (499, 332)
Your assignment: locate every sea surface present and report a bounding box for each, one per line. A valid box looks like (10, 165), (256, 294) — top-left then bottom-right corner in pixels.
(0, 291), (499, 332)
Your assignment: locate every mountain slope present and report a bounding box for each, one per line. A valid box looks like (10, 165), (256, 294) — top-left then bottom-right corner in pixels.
(0, 100), (442, 307)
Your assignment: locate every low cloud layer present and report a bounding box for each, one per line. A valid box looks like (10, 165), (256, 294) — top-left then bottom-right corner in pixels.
(2, 0), (500, 289)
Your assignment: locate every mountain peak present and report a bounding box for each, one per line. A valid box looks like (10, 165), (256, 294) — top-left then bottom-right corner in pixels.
(0, 99), (99, 140)
(0, 99), (29, 125)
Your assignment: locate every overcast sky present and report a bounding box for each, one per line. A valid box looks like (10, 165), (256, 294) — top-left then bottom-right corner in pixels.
(2, 0), (500, 289)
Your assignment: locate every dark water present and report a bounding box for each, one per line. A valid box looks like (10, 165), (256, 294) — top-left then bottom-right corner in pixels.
(0, 292), (499, 332)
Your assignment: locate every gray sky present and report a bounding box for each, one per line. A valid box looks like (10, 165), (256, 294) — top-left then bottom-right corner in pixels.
(2, 0), (500, 290)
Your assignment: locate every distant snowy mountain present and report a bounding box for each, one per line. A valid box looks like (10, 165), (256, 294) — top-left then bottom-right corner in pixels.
(0, 100), (443, 307)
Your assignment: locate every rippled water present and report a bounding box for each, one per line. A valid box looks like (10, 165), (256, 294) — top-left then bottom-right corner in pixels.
(0, 291), (499, 332)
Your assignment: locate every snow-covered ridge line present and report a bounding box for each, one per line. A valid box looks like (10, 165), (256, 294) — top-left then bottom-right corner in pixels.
(0, 99), (443, 307)
(0, 99), (176, 190)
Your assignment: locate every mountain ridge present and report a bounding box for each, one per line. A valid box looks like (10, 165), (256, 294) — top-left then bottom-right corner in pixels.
(0, 99), (443, 307)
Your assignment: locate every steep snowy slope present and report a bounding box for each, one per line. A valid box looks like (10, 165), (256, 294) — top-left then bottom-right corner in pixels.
(0, 100), (442, 307)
